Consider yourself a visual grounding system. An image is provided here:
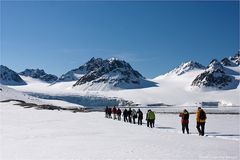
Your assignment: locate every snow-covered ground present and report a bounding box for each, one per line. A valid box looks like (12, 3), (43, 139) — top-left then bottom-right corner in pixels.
(0, 85), (84, 109)
(0, 102), (239, 160)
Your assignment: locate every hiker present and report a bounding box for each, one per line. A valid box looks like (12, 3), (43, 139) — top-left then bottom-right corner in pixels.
(132, 109), (137, 124)
(112, 106), (117, 120)
(147, 110), (155, 128)
(104, 106), (108, 118)
(108, 107), (112, 119)
(117, 108), (122, 121)
(128, 108), (132, 123)
(137, 109), (143, 125)
(179, 109), (189, 134)
(105, 106), (109, 118)
(196, 107), (207, 136)
(146, 110), (150, 127)
(123, 109), (128, 122)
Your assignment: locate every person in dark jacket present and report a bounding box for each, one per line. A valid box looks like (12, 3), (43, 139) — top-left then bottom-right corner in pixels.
(137, 109), (143, 125)
(112, 106), (117, 120)
(128, 108), (132, 123)
(179, 109), (189, 134)
(123, 109), (128, 122)
(132, 109), (137, 124)
(105, 106), (109, 118)
(146, 110), (150, 127)
(108, 107), (112, 119)
(117, 108), (122, 121)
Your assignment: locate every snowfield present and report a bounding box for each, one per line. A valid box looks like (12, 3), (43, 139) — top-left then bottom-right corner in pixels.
(0, 102), (239, 160)
(0, 85), (84, 109)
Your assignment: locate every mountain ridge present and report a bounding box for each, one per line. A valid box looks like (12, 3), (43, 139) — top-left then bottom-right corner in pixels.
(0, 65), (27, 86)
(191, 59), (239, 89)
(72, 57), (157, 90)
(19, 69), (58, 83)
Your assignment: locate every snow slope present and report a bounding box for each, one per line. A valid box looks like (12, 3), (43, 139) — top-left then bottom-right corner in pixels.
(165, 61), (206, 76)
(102, 69), (240, 106)
(0, 85), (84, 109)
(0, 103), (239, 160)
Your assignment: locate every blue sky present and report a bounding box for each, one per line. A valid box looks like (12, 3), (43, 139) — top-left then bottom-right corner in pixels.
(1, 1), (239, 78)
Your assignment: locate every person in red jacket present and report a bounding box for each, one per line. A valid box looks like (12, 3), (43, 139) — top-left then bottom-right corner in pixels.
(116, 108), (122, 121)
(112, 106), (117, 120)
(179, 109), (189, 134)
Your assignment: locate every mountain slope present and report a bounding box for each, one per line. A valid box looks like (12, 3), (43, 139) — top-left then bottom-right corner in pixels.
(0, 65), (26, 85)
(229, 51), (240, 65)
(19, 69), (58, 83)
(165, 61), (206, 76)
(73, 58), (156, 90)
(191, 59), (239, 89)
(57, 57), (104, 82)
(0, 85), (84, 109)
(221, 51), (240, 67)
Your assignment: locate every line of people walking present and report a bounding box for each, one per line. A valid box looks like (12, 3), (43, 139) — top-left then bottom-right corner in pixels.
(105, 106), (207, 135)
(105, 106), (156, 128)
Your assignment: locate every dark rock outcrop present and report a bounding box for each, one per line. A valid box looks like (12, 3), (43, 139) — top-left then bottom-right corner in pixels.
(0, 65), (26, 85)
(192, 60), (238, 89)
(19, 69), (58, 83)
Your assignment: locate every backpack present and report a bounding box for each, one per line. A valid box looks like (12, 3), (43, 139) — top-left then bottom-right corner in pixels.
(138, 111), (143, 118)
(183, 112), (189, 120)
(148, 111), (155, 120)
(199, 110), (206, 120)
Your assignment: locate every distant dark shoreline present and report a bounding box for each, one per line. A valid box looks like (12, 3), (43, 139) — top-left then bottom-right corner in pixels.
(1, 99), (239, 115)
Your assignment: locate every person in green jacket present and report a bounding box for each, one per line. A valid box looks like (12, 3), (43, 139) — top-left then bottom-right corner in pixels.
(147, 110), (155, 128)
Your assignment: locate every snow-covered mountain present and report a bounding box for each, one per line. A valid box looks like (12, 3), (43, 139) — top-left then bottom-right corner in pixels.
(229, 51), (240, 65)
(165, 61), (206, 76)
(0, 65), (26, 85)
(191, 59), (239, 89)
(19, 69), (58, 83)
(221, 51), (240, 66)
(221, 58), (236, 67)
(2, 53), (240, 107)
(73, 57), (156, 90)
(57, 57), (104, 82)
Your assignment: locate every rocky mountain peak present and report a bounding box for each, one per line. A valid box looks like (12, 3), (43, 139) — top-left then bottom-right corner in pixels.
(19, 69), (58, 83)
(229, 51), (240, 65)
(168, 61), (206, 76)
(72, 57), (150, 89)
(221, 58), (235, 67)
(191, 59), (238, 89)
(0, 65), (26, 85)
(57, 57), (105, 82)
(207, 59), (223, 72)
(19, 69), (46, 77)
